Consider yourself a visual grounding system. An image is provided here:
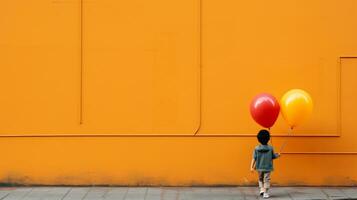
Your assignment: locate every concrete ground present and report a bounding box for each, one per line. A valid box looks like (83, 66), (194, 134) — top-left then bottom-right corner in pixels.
(0, 187), (356, 200)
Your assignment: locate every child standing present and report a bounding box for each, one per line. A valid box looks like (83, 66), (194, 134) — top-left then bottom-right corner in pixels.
(250, 129), (280, 198)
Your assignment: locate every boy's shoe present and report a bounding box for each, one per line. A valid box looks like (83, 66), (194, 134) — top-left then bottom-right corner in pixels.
(259, 187), (265, 196)
(259, 188), (264, 196)
(263, 192), (270, 199)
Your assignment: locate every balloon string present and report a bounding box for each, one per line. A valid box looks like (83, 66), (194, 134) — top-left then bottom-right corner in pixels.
(279, 127), (292, 153)
(268, 127), (273, 146)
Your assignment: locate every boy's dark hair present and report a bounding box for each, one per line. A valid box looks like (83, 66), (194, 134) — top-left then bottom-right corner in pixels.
(257, 129), (270, 145)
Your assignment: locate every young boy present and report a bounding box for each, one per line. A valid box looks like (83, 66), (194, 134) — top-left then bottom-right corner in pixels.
(250, 129), (280, 198)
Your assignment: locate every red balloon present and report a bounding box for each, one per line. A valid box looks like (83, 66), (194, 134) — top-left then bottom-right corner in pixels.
(250, 93), (280, 128)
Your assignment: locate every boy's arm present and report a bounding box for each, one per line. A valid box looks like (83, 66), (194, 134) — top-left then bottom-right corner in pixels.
(250, 158), (256, 172)
(272, 148), (280, 159)
(250, 149), (256, 172)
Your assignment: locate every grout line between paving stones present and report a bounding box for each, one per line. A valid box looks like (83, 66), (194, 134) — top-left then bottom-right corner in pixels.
(287, 189), (294, 200)
(339, 189), (357, 200)
(321, 188), (332, 200)
(237, 187), (247, 200)
(0, 193), (10, 200)
(60, 188), (72, 200)
(122, 187), (129, 200)
(80, 187), (91, 200)
(143, 187), (147, 200)
(101, 187), (110, 199)
(20, 188), (34, 200)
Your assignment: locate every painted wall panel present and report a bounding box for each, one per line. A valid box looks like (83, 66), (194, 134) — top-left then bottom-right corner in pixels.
(82, 0), (200, 134)
(200, 0), (357, 135)
(0, 0), (80, 133)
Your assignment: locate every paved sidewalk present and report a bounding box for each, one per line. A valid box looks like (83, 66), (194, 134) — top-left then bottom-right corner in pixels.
(0, 187), (356, 200)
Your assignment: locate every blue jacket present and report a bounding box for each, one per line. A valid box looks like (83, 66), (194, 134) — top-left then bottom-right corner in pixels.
(253, 145), (279, 172)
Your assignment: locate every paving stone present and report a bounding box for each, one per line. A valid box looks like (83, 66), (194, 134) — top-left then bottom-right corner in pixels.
(146, 187), (162, 195)
(104, 187), (128, 200)
(124, 187), (147, 200)
(240, 187), (259, 200)
(160, 188), (179, 200)
(0, 187), (13, 199)
(322, 188), (349, 200)
(3, 187), (32, 200)
(182, 187), (243, 200)
(268, 187), (292, 200)
(145, 188), (163, 200)
(62, 187), (90, 200)
(341, 188), (357, 199)
(288, 187), (327, 200)
(41, 187), (70, 200)
(22, 187), (54, 200)
(180, 188), (213, 200)
(228, 187), (243, 195)
(84, 187), (110, 199)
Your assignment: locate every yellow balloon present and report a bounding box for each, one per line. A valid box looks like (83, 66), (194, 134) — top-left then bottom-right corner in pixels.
(280, 89), (313, 128)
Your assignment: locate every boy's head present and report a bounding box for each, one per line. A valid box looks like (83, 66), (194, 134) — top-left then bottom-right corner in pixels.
(257, 129), (270, 145)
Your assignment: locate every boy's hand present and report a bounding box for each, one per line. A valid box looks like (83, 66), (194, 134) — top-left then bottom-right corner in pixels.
(250, 167), (255, 173)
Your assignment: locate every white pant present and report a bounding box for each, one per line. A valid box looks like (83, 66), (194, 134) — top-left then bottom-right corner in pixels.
(258, 171), (271, 190)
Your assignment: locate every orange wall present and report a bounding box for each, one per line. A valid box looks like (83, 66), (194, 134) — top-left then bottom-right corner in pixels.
(0, 0), (356, 186)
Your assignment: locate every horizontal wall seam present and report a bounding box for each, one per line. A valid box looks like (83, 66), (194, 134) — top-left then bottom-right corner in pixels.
(0, 134), (354, 154)
(282, 152), (357, 155)
(0, 133), (340, 137)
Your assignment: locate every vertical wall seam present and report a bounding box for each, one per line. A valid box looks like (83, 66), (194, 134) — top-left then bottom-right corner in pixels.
(193, 0), (202, 136)
(79, 0), (84, 125)
(338, 57), (342, 137)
